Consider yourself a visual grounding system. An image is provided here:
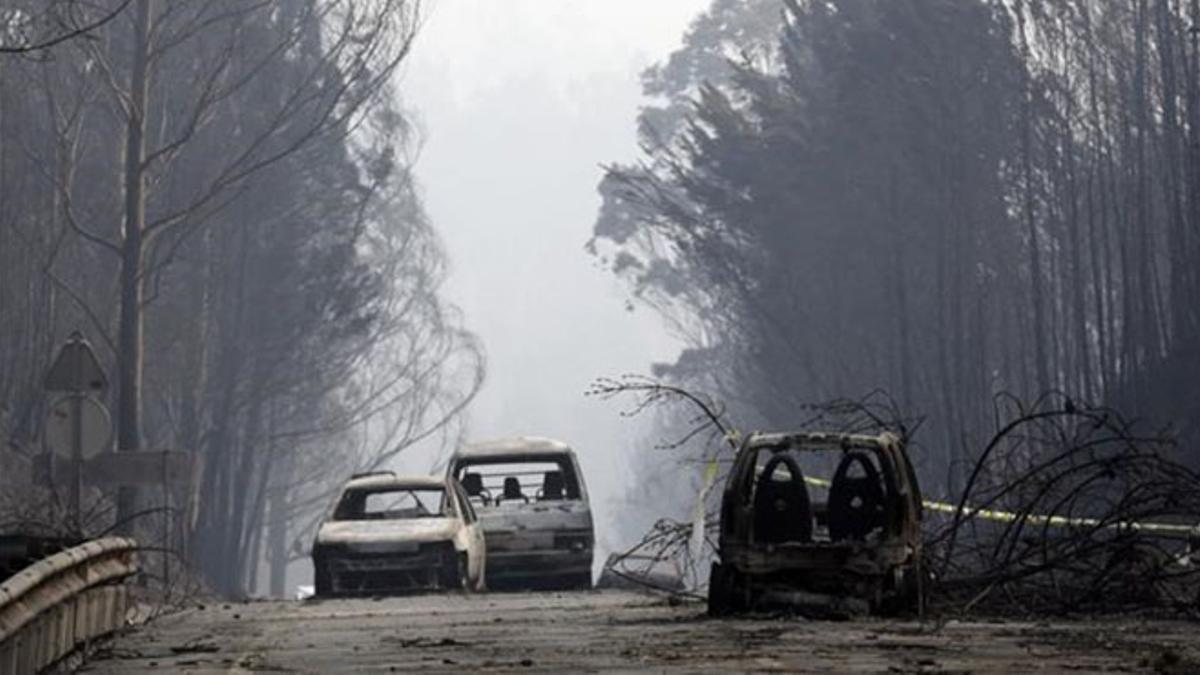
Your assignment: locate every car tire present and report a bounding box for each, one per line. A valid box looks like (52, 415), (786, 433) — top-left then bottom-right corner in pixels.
(899, 562), (924, 616)
(878, 562), (922, 616)
(440, 552), (467, 591)
(708, 561), (731, 616)
(472, 560), (488, 592)
(564, 572), (592, 590)
(314, 561), (332, 598)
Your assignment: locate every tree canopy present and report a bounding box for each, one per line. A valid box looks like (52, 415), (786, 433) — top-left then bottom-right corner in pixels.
(595, 0), (1200, 489)
(0, 0), (481, 594)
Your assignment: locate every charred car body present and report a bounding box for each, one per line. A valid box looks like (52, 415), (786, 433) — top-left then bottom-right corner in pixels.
(709, 431), (922, 616)
(312, 472), (486, 596)
(447, 437), (594, 590)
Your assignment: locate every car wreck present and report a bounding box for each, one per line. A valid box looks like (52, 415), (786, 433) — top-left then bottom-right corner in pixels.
(447, 437), (594, 590)
(312, 472), (486, 597)
(708, 431), (923, 616)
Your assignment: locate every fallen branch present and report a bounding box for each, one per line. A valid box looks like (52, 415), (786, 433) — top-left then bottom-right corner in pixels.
(926, 393), (1200, 617)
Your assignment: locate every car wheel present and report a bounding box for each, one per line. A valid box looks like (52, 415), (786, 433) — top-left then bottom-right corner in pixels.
(707, 562), (731, 616)
(440, 552), (468, 591)
(563, 572), (592, 590)
(897, 562), (924, 616)
(314, 562), (332, 598)
(736, 571), (753, 612)
(877, 562), (921, 616)
(472, 560), (487, 592)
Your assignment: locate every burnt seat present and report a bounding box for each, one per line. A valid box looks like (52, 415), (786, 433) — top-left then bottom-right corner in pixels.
(753, 453), (814, 544)
(540, 471), (565, 500)
(461, 472), (491, 504)
(827, 451), (886, 541)
(502, 476), (528, 504)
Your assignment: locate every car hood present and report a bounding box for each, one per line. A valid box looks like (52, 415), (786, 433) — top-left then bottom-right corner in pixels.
(316, 518), (459, 546)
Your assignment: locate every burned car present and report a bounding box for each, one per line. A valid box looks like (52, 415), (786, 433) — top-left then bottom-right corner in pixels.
(447, 437), (593, 590)
(312, 472), (486, 596)
(708, 431), (922, 616)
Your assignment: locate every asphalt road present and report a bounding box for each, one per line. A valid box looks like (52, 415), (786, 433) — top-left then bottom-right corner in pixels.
(81, 590), (1200, 673)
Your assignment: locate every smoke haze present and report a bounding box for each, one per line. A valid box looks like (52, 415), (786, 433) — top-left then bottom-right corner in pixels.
(401, 0), (708, 557)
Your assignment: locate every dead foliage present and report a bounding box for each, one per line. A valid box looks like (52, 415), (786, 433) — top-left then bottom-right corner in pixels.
(595, 377), (1200, 618)
(927, 393), (1200, 617)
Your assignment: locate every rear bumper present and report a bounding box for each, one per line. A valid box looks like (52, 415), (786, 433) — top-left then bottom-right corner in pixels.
(486, 549), (592, 582)
(720, 542), (920, 611)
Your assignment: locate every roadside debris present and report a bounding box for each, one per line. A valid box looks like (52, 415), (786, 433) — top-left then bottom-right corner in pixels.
(592, 377), (1200, 619)
(928, 394), (1200, 617)
(598, 549), (688, 594)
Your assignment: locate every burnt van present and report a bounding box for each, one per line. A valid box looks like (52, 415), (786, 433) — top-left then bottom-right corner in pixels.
(447, 437), (593, 590)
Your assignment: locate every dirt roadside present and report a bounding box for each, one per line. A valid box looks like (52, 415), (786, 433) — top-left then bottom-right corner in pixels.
(79, 590), (1200, 673)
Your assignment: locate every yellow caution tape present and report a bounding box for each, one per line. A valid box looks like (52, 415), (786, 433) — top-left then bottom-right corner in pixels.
(804, 476), (832, 488)
(800, 476), (1200, 538)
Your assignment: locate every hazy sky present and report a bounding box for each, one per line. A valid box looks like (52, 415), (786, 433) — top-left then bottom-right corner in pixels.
(399, 0), (710, 555)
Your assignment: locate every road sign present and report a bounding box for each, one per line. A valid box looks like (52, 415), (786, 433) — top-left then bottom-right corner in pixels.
(44, 395), (111, 459)
(43, 331), (111, 528)
(45, 331), (107, 393)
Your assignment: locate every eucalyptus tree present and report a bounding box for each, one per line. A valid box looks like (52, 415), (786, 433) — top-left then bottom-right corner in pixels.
(595, 0), (1028, 488)
(0, 0), (484, 594)
(600, 0), (1200, 497)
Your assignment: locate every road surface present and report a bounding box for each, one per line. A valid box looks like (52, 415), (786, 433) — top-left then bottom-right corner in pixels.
(82, 590), (1199, 672)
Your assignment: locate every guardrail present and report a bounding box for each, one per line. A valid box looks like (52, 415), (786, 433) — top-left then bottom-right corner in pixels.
(0, 537), (139, 673)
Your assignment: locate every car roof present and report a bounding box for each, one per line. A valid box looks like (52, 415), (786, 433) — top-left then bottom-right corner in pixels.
(747, 430), (902, 450)
(452, 436), (575, 459)
(343, 472), (447, 491)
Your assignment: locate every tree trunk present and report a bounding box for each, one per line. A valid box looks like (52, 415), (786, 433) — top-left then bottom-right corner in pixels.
(116, 0), (152, 532)
(1016, 5), (1050, 396)
(266, 467), (291, 598)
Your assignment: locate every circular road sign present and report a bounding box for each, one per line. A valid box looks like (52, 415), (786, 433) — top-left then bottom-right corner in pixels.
(44, 395), (112, 460)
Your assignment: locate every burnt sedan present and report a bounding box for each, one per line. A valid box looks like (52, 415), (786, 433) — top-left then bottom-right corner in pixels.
(312, 472), (486, 597)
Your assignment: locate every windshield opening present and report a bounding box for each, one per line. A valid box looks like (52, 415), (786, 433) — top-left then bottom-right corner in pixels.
(453, 455), (583, 506)
(332, 487), (448, 521)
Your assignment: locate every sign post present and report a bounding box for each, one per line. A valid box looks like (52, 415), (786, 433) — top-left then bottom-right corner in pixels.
(44, 331), (109, 529)
(39, 332), (192, 592)
(71, 395), (80, 520)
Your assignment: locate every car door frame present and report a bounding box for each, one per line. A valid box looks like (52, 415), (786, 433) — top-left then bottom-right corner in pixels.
(450, 479), (486, 585)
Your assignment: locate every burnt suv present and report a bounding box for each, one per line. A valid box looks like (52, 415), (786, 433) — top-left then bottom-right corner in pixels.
(708, 431), (923, 616)
(447, 437), (594, 590)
